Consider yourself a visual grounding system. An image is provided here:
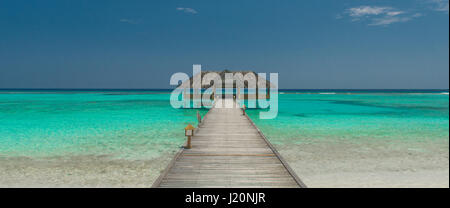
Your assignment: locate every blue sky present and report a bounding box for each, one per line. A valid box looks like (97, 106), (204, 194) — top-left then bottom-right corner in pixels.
(0, 0), (448, 89)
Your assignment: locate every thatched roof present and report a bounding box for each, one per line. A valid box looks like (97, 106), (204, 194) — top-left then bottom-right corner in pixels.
(179, 70), (276, 89)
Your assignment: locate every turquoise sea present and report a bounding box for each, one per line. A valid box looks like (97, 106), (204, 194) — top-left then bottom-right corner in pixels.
(0, 90), (448, 160)
(0, 90), (208, 160)
(248, 91), (449, 146)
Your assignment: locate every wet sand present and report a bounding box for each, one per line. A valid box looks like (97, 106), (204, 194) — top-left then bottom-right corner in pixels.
(1, 139), (448, 187)
(276, 139), (449, 188)
(0, 154), (173, 188)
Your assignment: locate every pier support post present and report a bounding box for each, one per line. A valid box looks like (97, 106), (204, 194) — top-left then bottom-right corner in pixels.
(186, 136), (192, 149)
(197, 111), (202, 127)
(184, 124), (195, 149)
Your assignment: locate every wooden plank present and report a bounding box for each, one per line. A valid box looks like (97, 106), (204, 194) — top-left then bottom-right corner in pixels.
(152, 98), (306, 188)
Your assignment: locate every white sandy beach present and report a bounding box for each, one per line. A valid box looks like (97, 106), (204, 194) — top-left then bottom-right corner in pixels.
(0, 154), (174, 188)
(1, 138), (448, 188)
(277, 139), (449, 188)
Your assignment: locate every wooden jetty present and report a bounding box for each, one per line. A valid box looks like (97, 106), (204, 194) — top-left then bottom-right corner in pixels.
(152, 98), (306, 188)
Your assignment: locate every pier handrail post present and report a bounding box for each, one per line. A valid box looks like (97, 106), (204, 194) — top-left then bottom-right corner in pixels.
(184, 124), (195, 149)
(186, 136), (192, 149)
(197, 111), (202, 127)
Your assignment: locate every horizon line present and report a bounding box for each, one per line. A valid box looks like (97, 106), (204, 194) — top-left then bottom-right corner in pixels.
(0, 88), (448, 91)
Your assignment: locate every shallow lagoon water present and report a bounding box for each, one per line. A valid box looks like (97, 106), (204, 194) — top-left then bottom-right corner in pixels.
(248, 92), (449, 144)
(0, 92), (208, 160)
(246, 92), (449, 187)
(0, 90), (448, 187)
(1, 91), (448, 158)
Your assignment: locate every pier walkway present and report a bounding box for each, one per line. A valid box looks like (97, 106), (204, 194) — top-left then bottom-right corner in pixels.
(152, 98), (306, 188)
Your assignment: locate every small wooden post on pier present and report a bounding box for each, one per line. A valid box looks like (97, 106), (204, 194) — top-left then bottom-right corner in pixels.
(184, 124), (195, 149)
(197, 111), (202, 127)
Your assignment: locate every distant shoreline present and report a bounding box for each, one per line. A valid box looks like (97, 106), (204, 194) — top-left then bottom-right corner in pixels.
(0, 88), (448, 94)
